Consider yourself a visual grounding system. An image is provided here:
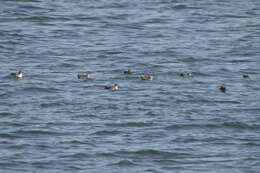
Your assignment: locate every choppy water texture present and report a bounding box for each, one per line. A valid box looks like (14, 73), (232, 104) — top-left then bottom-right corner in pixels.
(1, 0), (260, 172)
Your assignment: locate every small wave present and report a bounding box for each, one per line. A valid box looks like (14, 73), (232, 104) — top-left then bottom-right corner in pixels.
(31, 160), (55, 166)
(175, 99), (241, 104)
(59, 62), (78, 68)
(173, 4), (188, 9)
(73, 114), (97, 119)
(0, 162), (20, 168)
(92, 130), (121, 136)
(67, 166), (83, 170)
(153, 159), (179, 164)
(105, 51), (123, 55)
(228, 59), (252, 63)
(97, 152), (117, 158)
(0, 133), (17, 139)
(164, 123), (208, 130)
(106, 122), (154, 127)
(180, 57), (197, 63)
(61, 140), (89, 145)
(219, 14), (249, 19)
(75, 16), (100, 21)
(222, 122), (259, 129)
(13, 129), (64, 136)
(40, 102), (64, 108)
(8, 143), (29, 149)
(19, 16), (54, 22)
(132, 149), (168, 155)
(211, 100), (241, 104)
(169, 4), (203, 10)
(165, 122), (260, 130)
(0, 112), (15, 117)
(23, 86), (60, 93)
(241, 142), (260, 146)
(108, 159), (136, 167)
(60, 153), (90, 159)
(117, 149), (189, 158)
(20, 5), (44, 10)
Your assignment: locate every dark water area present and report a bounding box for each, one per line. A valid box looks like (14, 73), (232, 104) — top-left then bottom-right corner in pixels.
(1, 0), (260, 172)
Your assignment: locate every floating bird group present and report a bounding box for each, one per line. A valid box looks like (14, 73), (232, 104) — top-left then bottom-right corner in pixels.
(8, 70), (250, 92)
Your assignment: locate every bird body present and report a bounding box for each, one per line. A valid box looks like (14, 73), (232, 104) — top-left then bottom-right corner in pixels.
(243, 74), (250, 78)
(219, 85), (226, 92)
(104, 84), (119, 90)
(9, 71), (23, 79)
(124, 69), (132, 75)
(141, 75), (154, 80)
(78, 73), (90, 79)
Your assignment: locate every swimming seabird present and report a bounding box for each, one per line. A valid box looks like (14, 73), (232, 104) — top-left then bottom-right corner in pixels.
(124, 69), (132, 75)
(9, 71), (23, 79)
(243, 74), (250, 78)
(219, 85), (226, 93)
(141, 75), (154, 80)
(78, 73), (90, 79)
(104, 84), (119, 90)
